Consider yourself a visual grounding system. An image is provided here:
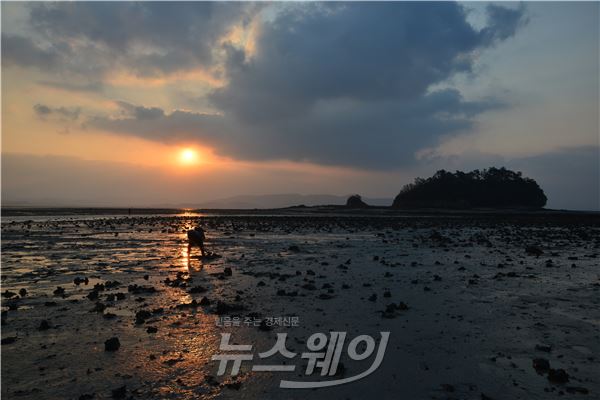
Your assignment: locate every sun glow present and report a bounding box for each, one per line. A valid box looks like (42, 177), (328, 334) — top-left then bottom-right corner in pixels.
(179, 148), (199, 165)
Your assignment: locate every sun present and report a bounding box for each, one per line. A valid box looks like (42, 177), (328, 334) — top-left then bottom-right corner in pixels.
(179, 148), (198, 165)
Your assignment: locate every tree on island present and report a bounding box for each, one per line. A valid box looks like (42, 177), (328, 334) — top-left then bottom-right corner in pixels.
(392, 167), (547, 209)
(346, 194), (369, 208)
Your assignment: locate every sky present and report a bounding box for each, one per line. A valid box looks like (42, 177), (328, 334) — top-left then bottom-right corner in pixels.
(1, 2), (598, 210)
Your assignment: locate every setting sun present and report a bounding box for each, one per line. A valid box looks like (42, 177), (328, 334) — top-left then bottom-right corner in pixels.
(179, 148), (198, 165)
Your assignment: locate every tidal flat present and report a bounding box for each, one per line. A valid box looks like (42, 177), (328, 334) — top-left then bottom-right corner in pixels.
(1, 212), (599, 399)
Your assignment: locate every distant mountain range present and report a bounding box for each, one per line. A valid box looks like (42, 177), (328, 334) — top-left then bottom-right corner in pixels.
(196, 194), (393, 209)
(2, 193), (393, 209)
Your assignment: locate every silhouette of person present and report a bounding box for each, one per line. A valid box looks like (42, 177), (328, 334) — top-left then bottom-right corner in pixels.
(187, 226), (206, 258)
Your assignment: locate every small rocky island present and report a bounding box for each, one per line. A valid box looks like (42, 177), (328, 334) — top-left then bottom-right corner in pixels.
(392, 167), (547, 209)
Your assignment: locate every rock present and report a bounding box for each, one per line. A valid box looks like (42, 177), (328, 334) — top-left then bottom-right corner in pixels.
(548, 368), (569, 383)
(225, 381), (242, 390)
(317, 293), (333, 300)
(135, 310), (152, 324)
(525, 246), (543, 257)
(104, 337), (120, 352)
(53, 287), (65, 296)
(146, 326), (158, 334)
(44, 301), (57, 307)
(87, 291), (99, 301)
(532, 358), (550, 373)
(2, 290), (17, 298)
(565, 387), (589, 394)
(111, 385), (126, 399)
(223, 267), (232, 276)
(188, 286), (207, 294)
(257, 281), (266, 287)
(38, 320), (51, 331)
(383, 290), (391, 298)
(535, 344), (552, 353)
(73, 277), (89, 285)
(91, 302), (106, 313)
(288, 245), (300, 252)
(368, 294), (377, 302)
(1, 337), (17, 345)
(381, 302), (409, 318)
(199, 297), (211, 306)
(18, 288), (27, 297)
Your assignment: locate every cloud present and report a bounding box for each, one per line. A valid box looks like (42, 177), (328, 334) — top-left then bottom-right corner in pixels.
(1, 34), (58, 68)
(37, 80), (104, 93)
(89, 3), (523, 168)
(33, 103), (81, 120)
(12, 2), (527, 169)
(3, 2), (258, 77)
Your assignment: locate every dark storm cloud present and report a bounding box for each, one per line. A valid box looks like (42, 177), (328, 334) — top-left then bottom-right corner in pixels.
(97, 2), (523, 168)
(1, 35), (59, 68)
(14, 2), (526, 168)
(4, 2), (258, 77)
(34, 103), (81, 120)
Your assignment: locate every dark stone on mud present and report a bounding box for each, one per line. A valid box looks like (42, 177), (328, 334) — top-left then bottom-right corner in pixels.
(548, 368), (569, 383)
(128, 284), (156, 294)
(533, 358), (550, 373)
(103, 313), (117, 319)
(53, 287), (65, 296)
(111, 385), (126, 399)
(94, 283), (105, 291)
(38, 320), (51, 331)
(382, 302), (409, 318)
(19, 288), (27, 297)
(525, 246), (543, 257)
(368, 294), (377, 302)
(87, 291), (99, 301)
(565, 387), (589, 394)
(44, 301), (57, 307)
(224, 267), (232, 276)
(143, 274), (149, 280)
(104, 337), (120, 352)
(204, 375), (220, 386)
(199, 297), (211, 306)
(115, 293), (126, 301)
(188, 286), (207, 294)
(383, 290), (391, 298)
(288, 245), (300, 252)
(257, 281), (266, 287)
(73, 277), (89, 285)
(535, 344), (552, 353)
(146, 326), (158, 334)
(2, 290), (17, 298)
(135, 310), (153, 324)
(91, 302), (106, 313)
(226, 381), (242, 390)
(1, 337), (17, 345)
